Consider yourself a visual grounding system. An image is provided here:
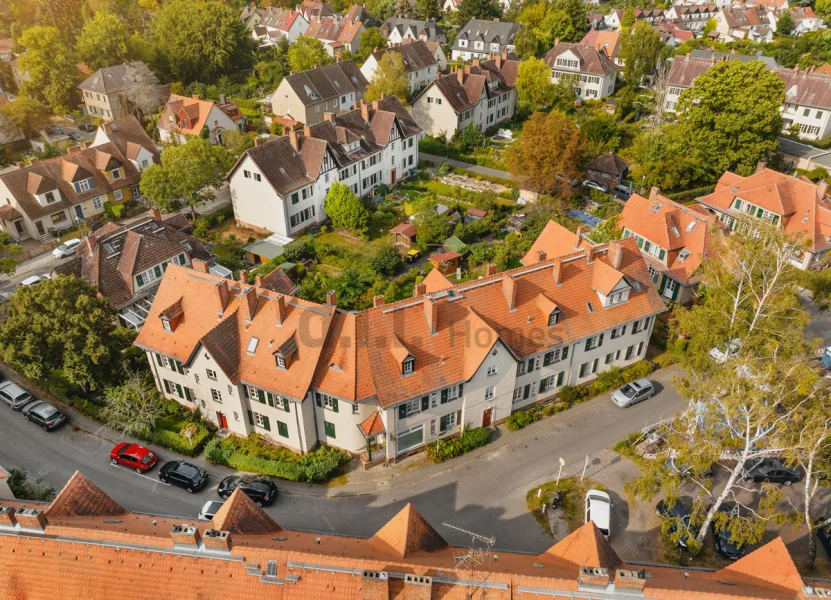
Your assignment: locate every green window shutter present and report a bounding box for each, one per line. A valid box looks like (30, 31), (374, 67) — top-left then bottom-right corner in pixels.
(439, 415), (447, 432)
(557, 372), (564, 386)
(325, 421), (335, 437)
(242, 385), (249, 398)
(283, 398), (290, 412)
(184, 387), (192, 402)
(644, 241), (651, 253)
(539, 378), (548, 393)
(585, 339), (591, 351)
(734, 198), (742, 209)
(247, 410), (254, 425)
(257, 389), (266, 404)
(658, 249), (665, 261)
(155, 353), (163, 367)
(456, 410), (461, 426)
(136, 274), (144, 287)
(757, 207), (764, 218)
(332, 398), (339, 413)
(277, 421), (288, 438)
(176, 361), (184, 374)
(163, 379), (171, 394)
(458, 382), (463, 395)
(543, 352), (553, 366)
(562, 346), (569, 360)
(441, 389), (448, 404)
(399, 404), (407, 419)
(262, 416), (271, 431)
(267, 393), (275, 407)
(179, 253), (186, 264)
(421, 396), (429, 411)
(772, 215), (779, 225)
(175, 383), (183, 399)
(636, 237), (643, 249)
(598, 333), (604, 347)
(154, 265), (162, 278)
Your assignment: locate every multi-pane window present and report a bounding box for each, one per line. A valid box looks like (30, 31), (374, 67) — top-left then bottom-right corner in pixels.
(211, 388), (222, 403)
(484, 385), (495, 400)
(207, 369), (217, 380)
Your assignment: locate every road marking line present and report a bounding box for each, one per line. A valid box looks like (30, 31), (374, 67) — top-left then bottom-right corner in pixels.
(109, 462), (169, 485)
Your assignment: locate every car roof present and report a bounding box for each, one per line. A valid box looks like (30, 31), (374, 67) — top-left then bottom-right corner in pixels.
(121, 443), (150, 457)
(30, 402), (58, 416)
(587, 490), (611, 525)
(21, 276), (42, 284)
(0, 382), (27, 396)
(633, 378), (651, 387)
(175, 462), (200, 477)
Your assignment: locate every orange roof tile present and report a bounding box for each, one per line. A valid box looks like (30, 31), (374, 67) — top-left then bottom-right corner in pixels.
(715, 537), (803, 593)
(429, 250), (461, 264)
(211, 488), (282, 535)
(368, 503), (448, 558)
(45, 471), (126, 519)
(521, 220), (592, 265)
(359, 410), (386, 436)
(544, 521), (621, 569)
(423, 268), (453, 293)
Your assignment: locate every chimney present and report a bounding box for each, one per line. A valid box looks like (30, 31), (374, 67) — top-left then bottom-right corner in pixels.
(15, 508), (46, 531)
(586, 246), (596, 264)
(608, 240), (623, 270)
(818, 181), (828, 199)
(192, 94), (200, 100)
(579, 566), (610, 588)
(472, 58), (480, 67)
(170, 524), (201, 547)
(552, 258), (563, 285)
(403, 574), (432, 600)
(239, 270), (249, 284)
(495, 54), (502, 69)
(274, 294), (286, 325)
(151, 207), (162, 222)
(191, 258), (210, 273)
(202, 529), (232, 551)
(554, 38), (560, 46)
(371, 99), (380, 111)
(423, 297), (438, 334)
(303, 125), (312, 138)
(502, 49), (508, 60)
(755, 160), (768, 174)
(457, 68), (465, 83)
(254, 138), (261, 147)
(326, 290), (337, 306)
(536, 250), (547, 263)
(215, 280), (230, 315)
(323, 112), (335, 122)
(241, 286), (258, 322)
(362, 571), (389, 599)
(649, 186), (660, 200)
(794, 63), (800, 74)
(67, 145), (82, 154)
(485, 263), (497, 276)
(574, 226), (584, 249)
(219, 94), (226, 105)
(289, 128), (300, 149)
(614, 570), (647, 592)
(373, 294), (385, 308)
(361, 100), (370, 122)
(413, 282), (426, 297)
(0, 506), (16, 528)
(502, 274), (517, 311)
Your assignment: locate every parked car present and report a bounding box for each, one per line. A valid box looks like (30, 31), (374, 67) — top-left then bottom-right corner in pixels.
(742, 458), (802, 485)
(21, 400), (66, 431)
(711, 502), (747, 560)
(584, 489), (612, 539)
(52, 238), (81, 259)
(611, 378), (655, 408)
(583, 179), (609, 193)
(198, 500), (224, 521)
(217, 474), (278, 506)
(709, 338), (742, 363)
(68, 132), (82, 142)
(110, 442), (158, 473)
(20, 274), (51, 287)
(612, 184), (633, 200)
(815, 516), (831, 559)
(78, 123), (95, 132)
(656, 498), (693, 550)
(0, 382), (34, 410)
(52, 127), (64, 136)
(158, 460), (208, 493)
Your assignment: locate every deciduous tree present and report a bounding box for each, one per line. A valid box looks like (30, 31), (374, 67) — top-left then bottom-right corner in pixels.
(364, 53), (410, 105)
(365, 0), (396, 21)
(35, 0), (87, 47)
(777, 10), (794, 36)
(324, 182), (371, 236)
(288, 36), (332, 73)
(140, 137), (234, 218)
(0, 61), (18, 95)
(0, 232), (22, 276)
(415, 206), (452, 248)
(17, 26), (81, 113)
(101, 371), (166, 439)
(506, 110), (584, 194)
(618, 21), (663, 85)
(621, 6), (635, 28)
(416, 0), (442, 21)
(0, 275), (127, 391)
(357, 27), (387, 62)
(0, 95), (52, 140)
(456, 0), (501, 22)
(675, 60), (784, 177)
(76, 11), (129, 71)
(515, 58), (557, 116)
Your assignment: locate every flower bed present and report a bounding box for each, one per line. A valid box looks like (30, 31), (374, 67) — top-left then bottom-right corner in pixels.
(425, 427), (491, 463)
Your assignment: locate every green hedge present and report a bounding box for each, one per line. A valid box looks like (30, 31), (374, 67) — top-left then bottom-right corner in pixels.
(150, 425), (211, 457)
(587, 360), (653, 396)
(664, 185), (715, 202)
(505, 401), (567, 431)
(426, 427), (491, 463)
(204, 435), (349, 483)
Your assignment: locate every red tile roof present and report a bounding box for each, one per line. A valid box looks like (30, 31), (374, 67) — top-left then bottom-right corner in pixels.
(544, 521), (620, 568)
(211, 488), (282, 535)
(521, 220), (592, 265)
(359, 410), (386, 436)
(543, 42), (619, 77)
(390, 222), (417, 237)
(423, 268), (453, 293)
(368, 503), (449, 558)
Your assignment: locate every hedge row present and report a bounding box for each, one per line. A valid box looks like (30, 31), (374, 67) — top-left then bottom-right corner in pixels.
(664, 185), (716, 202)
(426, 427), (491, 463)
(150, 425), (212, 457)
(204, 435), (349, 483)
(506, 360), (654, 432)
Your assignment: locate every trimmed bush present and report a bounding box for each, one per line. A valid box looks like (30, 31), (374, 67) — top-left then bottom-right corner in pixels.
(204, 434), (349, 483)
(426, 427), (491, 463)
(587, 360), (653, 397)
(506, 410), (534, 431)
(150, 423), (211, 457)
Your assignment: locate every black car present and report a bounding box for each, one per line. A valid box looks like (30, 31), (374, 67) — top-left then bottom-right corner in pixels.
(711, 502), (747, 560)
(158, 460), (208, 493)
(78, 123), (95, 132)
(21, 401), (66, 431)
(815, 516), (831, 559)
(217, 474), (277, 506)
(656, 498), (693, 550)
(742, 458), (802, 485)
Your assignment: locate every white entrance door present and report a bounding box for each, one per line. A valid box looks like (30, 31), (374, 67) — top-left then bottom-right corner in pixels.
(663, 277), (677, 300)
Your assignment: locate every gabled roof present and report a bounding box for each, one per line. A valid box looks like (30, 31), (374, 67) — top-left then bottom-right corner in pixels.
(359, 410), (386, 436)
(370, 40), (436, 74)
(452, 19), (520, 50)
(521, 220), (592, 265)
(283, 60), (368, 106)
(715, 537), (803, 593)
(423, 268), (452, 293)
(390, 222), (417, 237)
(381, 17), (448, 43)
(667, 54), (717, 88)
(78, 61), (159, 95)
(721, 4), (767, 27)
(579, 30), (622, 60)
(45, 471), (126, 519)
(542, 42), (619, 76)
(311, 312), (376, 401)
(544, 521), (621, 568)
(777, 68), (831, 110)
(158, 94), (244, 136)
(586, 152), (630, 176)
(211, 488), (282, 535)
(421, 55), (519, 114)
(368, 503), (448, 558)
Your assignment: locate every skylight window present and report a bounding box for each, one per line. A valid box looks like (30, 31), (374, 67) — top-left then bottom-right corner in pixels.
(632, 281), (642, 292)
(686, 221), (697, 232)
(671, 226), (679, 236)
(587, 302), (594, 313)
(279, 167), (287, 174)
(247, 337), (259, 354)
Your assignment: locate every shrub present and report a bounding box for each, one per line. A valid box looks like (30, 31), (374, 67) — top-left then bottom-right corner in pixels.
(204, 435), (349, 482)
(104, 201), (126, 220)
(426, 427), (491, 463)
(7, 469), (56, 501)
(558, 385), (587, 405)
(506, 410), (534, 431)
(150, 424), (211, 457)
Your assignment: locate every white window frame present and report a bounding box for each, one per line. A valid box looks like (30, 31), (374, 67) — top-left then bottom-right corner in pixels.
(207, 369), (217, 380)
(486, 365), (497, 376)
(211, 388), (222, 403)
(484, 385), (495, 400)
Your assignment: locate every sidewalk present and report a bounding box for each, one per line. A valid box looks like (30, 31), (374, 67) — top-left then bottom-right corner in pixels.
(0, 360), (681, 498)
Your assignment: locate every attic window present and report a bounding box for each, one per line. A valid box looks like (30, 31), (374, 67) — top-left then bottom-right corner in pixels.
(678, 248), (691, 262)
(671, 226), (679, 236)
(686, 221), (697, 232)
(334, 80), (340, 88)
(247, 337), (259, 354)
(275, 354), (287, 369)
(632, 281), (642, 292)
(279, 167), (287, 175)
(161, 317), (172, 332)
(548, 308), (560, 327)
(587, 302), (595, 313)
(402, 356), (415, 375)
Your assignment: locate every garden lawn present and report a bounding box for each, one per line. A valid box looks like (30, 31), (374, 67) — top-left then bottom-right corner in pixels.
(315, 231), (383, 262)
(526, 477), (606, 537)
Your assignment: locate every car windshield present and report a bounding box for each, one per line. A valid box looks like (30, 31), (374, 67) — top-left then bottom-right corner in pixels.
(249, 482), (270, 492)
(590, 494), (610, 504)
(119, 444), (134, 455)
(178, 464), (200, 478)
(141, 453), (155, 464)
(57, 244), (68, 251)
(13, 391), (30, 401)
(38, 406), (58, 418)
(620, 384), (637, 398)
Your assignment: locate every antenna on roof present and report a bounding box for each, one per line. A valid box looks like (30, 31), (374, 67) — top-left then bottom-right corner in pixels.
(442, 522), (496, 597)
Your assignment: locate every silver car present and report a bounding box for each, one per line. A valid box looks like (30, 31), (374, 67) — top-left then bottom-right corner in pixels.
(611, 378), (655, 408)
(0, 381), (34, 410)
(198, 500), (224, 521)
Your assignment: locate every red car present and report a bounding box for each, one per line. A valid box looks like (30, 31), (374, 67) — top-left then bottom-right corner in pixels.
(110, 442), (158, 473)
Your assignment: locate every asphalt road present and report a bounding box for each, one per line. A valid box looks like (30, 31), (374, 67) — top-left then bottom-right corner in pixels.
(0, 369), (685, 553)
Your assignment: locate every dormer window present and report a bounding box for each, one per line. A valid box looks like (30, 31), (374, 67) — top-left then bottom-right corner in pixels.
(548, 308), (560, 327)
(74, 178), (92, 194)
(273, 333), (297, 370)
(44, 191), (58, 204)
(161, 318), (172, 332)
(275, 354), (287, 369)
(111, 168), (122, 181)
(402, 356), (415, 375)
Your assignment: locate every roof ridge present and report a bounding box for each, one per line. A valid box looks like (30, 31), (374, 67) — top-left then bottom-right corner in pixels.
(544, 521), (621, 568)
(211, 488), (282, 535)
(46, 471), (126, 519)
(368, 503), (448, 558)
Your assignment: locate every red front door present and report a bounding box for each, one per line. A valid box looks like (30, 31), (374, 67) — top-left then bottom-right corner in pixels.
(482, 408), (492, 427)
(391, 168), (396, 184)
(217, 411), (228, 429)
